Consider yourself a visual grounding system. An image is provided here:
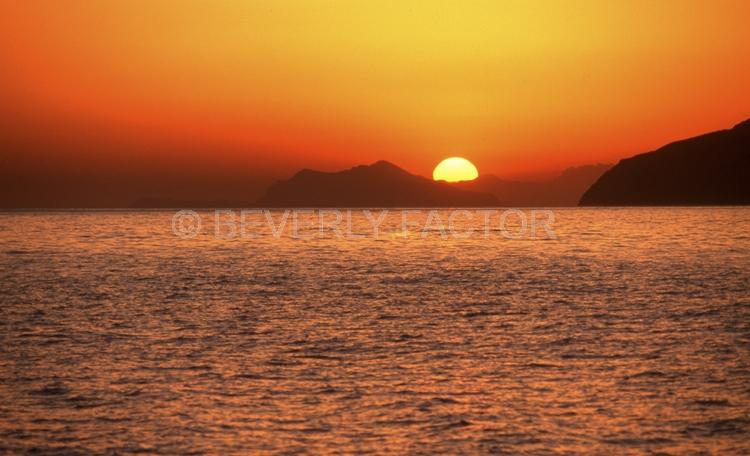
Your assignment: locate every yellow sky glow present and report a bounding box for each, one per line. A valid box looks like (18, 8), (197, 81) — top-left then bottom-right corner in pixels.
(1, 1), (749, 178)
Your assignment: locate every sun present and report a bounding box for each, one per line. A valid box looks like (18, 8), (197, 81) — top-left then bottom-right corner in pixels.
(432, 157), (479, 183)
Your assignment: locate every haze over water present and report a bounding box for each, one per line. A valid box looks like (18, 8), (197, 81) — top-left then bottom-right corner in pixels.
(1, 208), (749, 454)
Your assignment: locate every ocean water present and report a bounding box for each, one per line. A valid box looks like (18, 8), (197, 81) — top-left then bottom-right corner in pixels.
(1, 208), (749, 454)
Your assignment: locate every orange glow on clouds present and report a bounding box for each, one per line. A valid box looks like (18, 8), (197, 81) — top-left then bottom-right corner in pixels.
(1, 1), (749, 178)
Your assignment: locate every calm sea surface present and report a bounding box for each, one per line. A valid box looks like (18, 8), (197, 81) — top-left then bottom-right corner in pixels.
(1, 208), (749, 454)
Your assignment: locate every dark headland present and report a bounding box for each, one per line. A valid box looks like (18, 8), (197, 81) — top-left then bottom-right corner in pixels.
(580, 119), (750, 206)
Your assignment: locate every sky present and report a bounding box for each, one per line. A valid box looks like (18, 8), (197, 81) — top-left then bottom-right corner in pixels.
(1, 0), (749, 205)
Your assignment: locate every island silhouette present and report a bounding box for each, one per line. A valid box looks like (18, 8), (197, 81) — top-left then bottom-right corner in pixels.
(128, 114), (750, 210)
(455, 164), (611, 207)
(256, 160), (498, 207)
(4, 119), (748, 209)
(580, 118), (750, 205)
(126, 161), (610, 208)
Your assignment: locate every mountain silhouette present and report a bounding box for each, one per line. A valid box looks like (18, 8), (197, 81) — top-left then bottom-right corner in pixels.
(454, 164), (611, 206)
(256, 160), (499, 207)
(580, 119), (750, 205)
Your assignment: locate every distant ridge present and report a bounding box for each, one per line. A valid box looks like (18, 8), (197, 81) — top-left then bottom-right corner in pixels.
(454, 164), (612, 206)
(256, 160), (499, 207)
(129, 197), (256, 209)
(580, 119), (750, 205)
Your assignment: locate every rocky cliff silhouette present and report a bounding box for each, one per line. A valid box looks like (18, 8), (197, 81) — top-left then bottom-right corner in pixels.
(256, 160), (499, 207)
(580, 119), (750, 205)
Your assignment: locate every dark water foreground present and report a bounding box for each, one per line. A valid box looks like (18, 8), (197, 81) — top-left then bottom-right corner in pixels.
(1, 208), (748, 454)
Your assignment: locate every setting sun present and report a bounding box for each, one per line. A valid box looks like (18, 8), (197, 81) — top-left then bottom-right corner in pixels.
(433, 157), (479, 183)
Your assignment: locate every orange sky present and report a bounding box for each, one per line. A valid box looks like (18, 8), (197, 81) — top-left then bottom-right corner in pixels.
(1, 0), (749, 181)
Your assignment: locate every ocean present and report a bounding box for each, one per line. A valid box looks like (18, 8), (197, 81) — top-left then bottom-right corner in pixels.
(1, 208), (749, 454)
